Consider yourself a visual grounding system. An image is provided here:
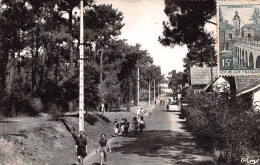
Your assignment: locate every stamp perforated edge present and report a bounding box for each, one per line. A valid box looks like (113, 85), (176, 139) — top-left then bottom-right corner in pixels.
(217, 0), (260, 77)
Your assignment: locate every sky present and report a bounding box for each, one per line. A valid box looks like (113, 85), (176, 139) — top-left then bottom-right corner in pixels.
(221, 4), (260, 25)
(94, 0), (186, 76)
(94, 0), (216, 76)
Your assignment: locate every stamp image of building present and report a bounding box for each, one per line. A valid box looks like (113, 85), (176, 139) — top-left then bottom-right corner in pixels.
(219, 6), (260, 75)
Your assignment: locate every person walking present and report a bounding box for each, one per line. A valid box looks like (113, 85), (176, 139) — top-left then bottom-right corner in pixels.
(124, 118), (130, 136)
(132, 117), (138, 136)
(96, 134), (112, 165)
(140, 108), (144, 118)
(72, 131), (88, 165)
(101, 103), (105, 116)
(136, 108), (141, 118)
(114, 119), (119, 137)
(139, 116), (146, 136)
(120, 118), (125, 136)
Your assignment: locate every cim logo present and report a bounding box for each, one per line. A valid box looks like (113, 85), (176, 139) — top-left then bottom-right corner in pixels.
(241, 156), (259, 165)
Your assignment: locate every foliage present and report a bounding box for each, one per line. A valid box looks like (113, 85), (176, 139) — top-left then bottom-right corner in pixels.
(85, 113), (98, 125)
(168, 70), (188, 96)
(185, 92), (259, 163)
(159, 0), (216, 47)
(0, 0), (163, 116)
(159, 1), (217, 83)
(185, 32), (216, 67)
(250, 7), (260, 25)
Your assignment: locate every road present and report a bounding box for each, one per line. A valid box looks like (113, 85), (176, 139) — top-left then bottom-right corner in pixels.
(85, 100), (216, 165)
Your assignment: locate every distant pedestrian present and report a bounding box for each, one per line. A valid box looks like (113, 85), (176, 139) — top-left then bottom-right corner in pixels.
(136, 108), (141, 118)
(140, 108), (144, 118)
(139, 116), (146, 136)
(166, 104), (169, 111)
(132, 117), (138, 136)
(155, 100), (157, 105)
(149, 110), (152, 117)
(124, 118), (129, 136)
(101, 103), (105, 116)
(120, 118), (125, 136)
(114, 119), (119, 137)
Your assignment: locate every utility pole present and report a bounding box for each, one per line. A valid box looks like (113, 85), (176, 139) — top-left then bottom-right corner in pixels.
(100, 47), (104, 108)
(137, 68), (139, 107)
(210, 49), (213, 85)
(148, 76), (150, 106)
(100, 47), (103, 83)
(154, 79), (155, 103)
(158, 82), (159, 97)
(79, 0), (84, 133)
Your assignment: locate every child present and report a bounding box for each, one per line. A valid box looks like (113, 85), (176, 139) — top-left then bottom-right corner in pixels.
(139, 116), (146, 136)
(114, 119), (119, 137)
(120, 118), (125, 136)
(132, 117), (138, 136)
(124, 118), (130, 136)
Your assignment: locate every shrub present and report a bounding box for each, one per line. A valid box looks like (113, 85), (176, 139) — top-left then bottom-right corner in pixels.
(0, 89), (42, 117)
(185, 92), (259, 163)
(85, 113), (98, 125)
(23, 97), (43, 116)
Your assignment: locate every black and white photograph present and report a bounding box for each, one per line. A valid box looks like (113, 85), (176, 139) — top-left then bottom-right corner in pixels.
(0, 0), (260, 165)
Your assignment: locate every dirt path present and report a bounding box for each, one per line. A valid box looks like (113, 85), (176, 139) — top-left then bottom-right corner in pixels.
(85, 98), (216, 165)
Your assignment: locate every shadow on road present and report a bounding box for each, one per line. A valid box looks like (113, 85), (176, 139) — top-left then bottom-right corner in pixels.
(161, 110), (180, 112)
(112, 130), (216, 165)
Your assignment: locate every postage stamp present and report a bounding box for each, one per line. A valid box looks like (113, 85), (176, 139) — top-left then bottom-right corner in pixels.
(217, 0), (260, 76)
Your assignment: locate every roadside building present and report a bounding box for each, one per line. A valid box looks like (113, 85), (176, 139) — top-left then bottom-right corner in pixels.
(236, 77), (260, 111)
(160, 79), (173, 96)
(203, 76), (232, 93)
(190, 67), (217, 93)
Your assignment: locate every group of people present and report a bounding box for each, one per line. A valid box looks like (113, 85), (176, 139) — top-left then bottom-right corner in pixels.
(113, 118), (130, 137)
(113, 107), (148, 137)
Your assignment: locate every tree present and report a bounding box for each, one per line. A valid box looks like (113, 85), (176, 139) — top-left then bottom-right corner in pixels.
(159, 0), (216, 47)
(168, 70), (188, 96)
(185, 32), (216, 67)
(219, 7), (224, 23)
(250, 7), (260, 24)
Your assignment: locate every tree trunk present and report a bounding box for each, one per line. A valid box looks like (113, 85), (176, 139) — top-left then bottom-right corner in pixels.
(55, 44), (60, 86)
(127, 77), (130, 111)
(39, 44), (48, 89)
(18, 50), (21, 74)
(7, 51), (15, 92)
(69, 8), (74, 72)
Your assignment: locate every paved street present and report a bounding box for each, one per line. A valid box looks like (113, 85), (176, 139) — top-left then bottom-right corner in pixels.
(85, 99), (216, 165)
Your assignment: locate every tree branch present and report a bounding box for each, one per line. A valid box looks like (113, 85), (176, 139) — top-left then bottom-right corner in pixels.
(205, 20), (217, 25)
